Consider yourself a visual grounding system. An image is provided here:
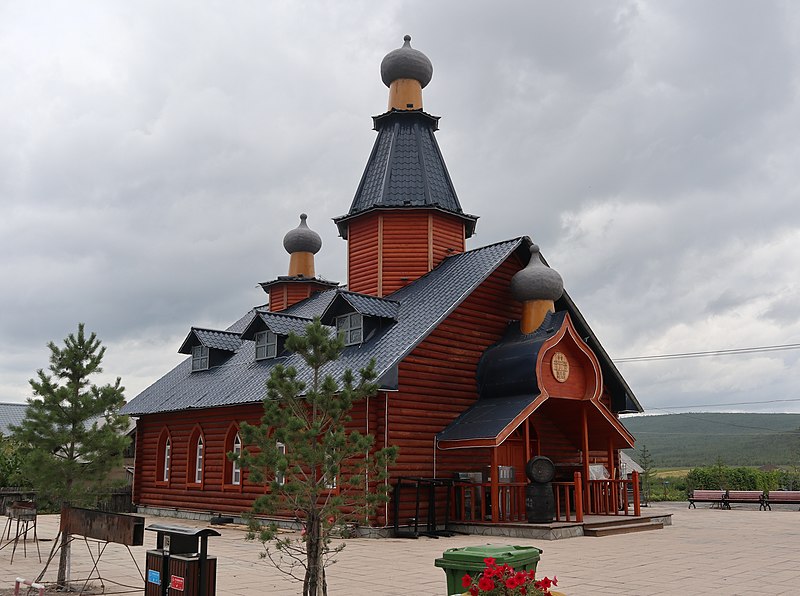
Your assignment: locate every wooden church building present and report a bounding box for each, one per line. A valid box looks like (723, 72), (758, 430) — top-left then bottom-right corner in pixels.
(123, 36), (643, 530)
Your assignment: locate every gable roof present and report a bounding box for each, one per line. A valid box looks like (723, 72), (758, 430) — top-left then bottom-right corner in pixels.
(334, 110), (478, 238)
(321, 290), (400, 322)
(122, 236), (642, 417)
(240, 310), (319, 340)
(178, 328), (242, 354)
(122, 237), (527, 416)
(0, 402), (28, 436)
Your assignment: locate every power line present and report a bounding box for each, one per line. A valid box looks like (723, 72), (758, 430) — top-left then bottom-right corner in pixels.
(613, 342), (800, 363)
(648, 398), (800, 409)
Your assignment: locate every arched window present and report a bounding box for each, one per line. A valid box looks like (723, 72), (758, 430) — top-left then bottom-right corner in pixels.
(187, 426), (205, 486)
(232, 433), (242, 485)
(223, 424), (244, 490)
(156, 428), (172, 485)
(195, 436), (204, 484)
(164, 438), (172, 481)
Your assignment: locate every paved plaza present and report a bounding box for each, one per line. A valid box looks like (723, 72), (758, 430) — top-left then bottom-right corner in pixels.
(1, 502), (798, 595)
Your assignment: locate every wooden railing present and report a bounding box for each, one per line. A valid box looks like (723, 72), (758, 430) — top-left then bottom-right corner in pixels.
(450, 471), (641, 524)
(553, 471), (584, 522)
(586, 471), (641, 517)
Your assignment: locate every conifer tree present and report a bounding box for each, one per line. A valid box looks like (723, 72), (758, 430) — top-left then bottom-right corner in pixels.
(12, 324), (129, 589)
(235, 319), (398, 596)
(638, 443), (654, 504)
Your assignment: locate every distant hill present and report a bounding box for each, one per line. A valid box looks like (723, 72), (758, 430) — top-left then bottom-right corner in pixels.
(622, 413), (800, 468)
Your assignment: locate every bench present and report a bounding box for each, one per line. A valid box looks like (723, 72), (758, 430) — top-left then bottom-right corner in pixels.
(688, 490), (726, 509)
(762, 491), (800, 510)
(724, 490), (766, 510)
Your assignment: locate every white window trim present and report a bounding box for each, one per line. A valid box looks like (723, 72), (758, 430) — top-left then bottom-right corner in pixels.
(232, 433), (242, 485)
(191, 345), (209, 371)
(163, 438), (171, 482)
(276, 441), (286, 486)
(255, 330), (278, 360)
(195, 436), (204, 484)
(336, 313), (363, 346)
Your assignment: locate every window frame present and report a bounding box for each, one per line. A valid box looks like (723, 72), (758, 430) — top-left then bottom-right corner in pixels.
(186, 426), (205, 488)
(232, 433), (242, 485)
(194, 436), (204, 484)
(336, 313), (363, 346)
(191, 345), (210, 371)
(156, 428), (172, 486)
(275, 441), (286, 486)
(254, 330), (278, 360)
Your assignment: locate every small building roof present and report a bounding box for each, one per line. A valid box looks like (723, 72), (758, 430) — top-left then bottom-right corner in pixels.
(178, 328), (243, 354)
(0, 402), (28, 436)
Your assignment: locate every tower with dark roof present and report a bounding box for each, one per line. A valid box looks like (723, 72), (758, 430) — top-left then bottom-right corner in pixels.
(259, 213), (338, 312)
(334, 36), (478, 297)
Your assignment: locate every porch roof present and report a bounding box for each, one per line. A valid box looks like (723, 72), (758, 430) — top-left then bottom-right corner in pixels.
(436, 394), (545, 449)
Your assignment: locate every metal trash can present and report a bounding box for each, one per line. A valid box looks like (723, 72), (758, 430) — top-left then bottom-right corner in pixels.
(434, 544), (542, 596)
(145, 524), (220, 596)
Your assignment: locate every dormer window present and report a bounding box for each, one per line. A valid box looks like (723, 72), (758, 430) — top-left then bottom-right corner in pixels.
(255, 330), (278, 360)
(191, 345), (209, 371)
(336, 313), (363, 346)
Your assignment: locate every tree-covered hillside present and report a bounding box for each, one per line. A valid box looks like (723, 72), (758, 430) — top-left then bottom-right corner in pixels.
(622, 413), (800, 467)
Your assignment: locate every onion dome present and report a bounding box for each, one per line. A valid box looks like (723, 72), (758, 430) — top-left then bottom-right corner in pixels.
(283, 213), (322, 254)
(510, 244), (564, 302)
(380, 35), (433, 88)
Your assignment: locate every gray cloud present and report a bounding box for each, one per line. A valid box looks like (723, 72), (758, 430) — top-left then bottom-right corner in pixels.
(2, 1), (800, 414)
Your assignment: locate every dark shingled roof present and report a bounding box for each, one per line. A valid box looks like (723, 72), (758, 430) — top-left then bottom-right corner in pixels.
(334, 110), (478, 238)
(178, 328), (242, 354)
(122, 237), (643, 418)
(241, 311), (324, 340)
(435, 394), (536, 443)
(0, 402), (28, 436)
(122, 238), (527, 416)
(322, 290), (400, 321)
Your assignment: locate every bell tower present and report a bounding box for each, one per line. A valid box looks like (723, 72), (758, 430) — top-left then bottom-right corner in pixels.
(334, 36), (478, 297)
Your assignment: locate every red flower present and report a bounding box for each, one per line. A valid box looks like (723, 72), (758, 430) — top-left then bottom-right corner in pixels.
(483, 557), (496, 568)
(469, 587), (478, 596)
(505, 576), (519, 589)
(478, 577), (495, 591)
(462, 573), (472, 588)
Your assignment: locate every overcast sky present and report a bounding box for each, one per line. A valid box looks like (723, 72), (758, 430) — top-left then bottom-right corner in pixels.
(2, 1), (799, 414)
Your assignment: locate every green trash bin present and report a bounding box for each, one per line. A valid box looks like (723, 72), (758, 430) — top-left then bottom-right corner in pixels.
(434, 544), (542, 596)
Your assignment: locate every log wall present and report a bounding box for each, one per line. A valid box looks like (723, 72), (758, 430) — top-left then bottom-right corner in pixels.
(346, 211), (466, 296)
(390, 254), (523, 522)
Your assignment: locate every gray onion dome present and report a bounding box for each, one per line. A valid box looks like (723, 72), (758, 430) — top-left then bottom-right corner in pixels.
(283, 213), (322, 254)
(511, 244), (564, 302)
(380, 35), (433, 88)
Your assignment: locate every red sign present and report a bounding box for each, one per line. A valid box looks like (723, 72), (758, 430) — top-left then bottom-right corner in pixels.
(170, 576), (185, 591)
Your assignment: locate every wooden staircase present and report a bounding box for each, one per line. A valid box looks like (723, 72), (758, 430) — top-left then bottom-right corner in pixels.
(583, 517), (664, 537)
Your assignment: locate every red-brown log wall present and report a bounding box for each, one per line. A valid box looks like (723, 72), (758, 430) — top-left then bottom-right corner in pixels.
(347, 214), (380, 296)
(134, 399), (375, 518)
(390, 254), (523, 522)
(346, 211), (466, 297)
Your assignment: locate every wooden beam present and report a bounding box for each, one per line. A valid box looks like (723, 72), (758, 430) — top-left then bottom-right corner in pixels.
(491, 448), (499, 523)
(581, 405), (590, 512)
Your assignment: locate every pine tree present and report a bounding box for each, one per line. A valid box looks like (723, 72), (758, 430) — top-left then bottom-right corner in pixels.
(638, 444), (654, 505)
(235, 319), (398, 596)
(12, 324), (129, 589)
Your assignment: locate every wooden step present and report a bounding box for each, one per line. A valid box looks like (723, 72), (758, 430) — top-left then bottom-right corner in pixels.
(582, 516), (661, 529)
(584, 521), (664, 537)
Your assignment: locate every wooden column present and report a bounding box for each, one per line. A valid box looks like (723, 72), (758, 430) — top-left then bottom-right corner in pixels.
(490, 448), (499, 523)
(524, 418), (531, 464)
(607, 436), (616, 480)
(581, 405), (590, 513)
